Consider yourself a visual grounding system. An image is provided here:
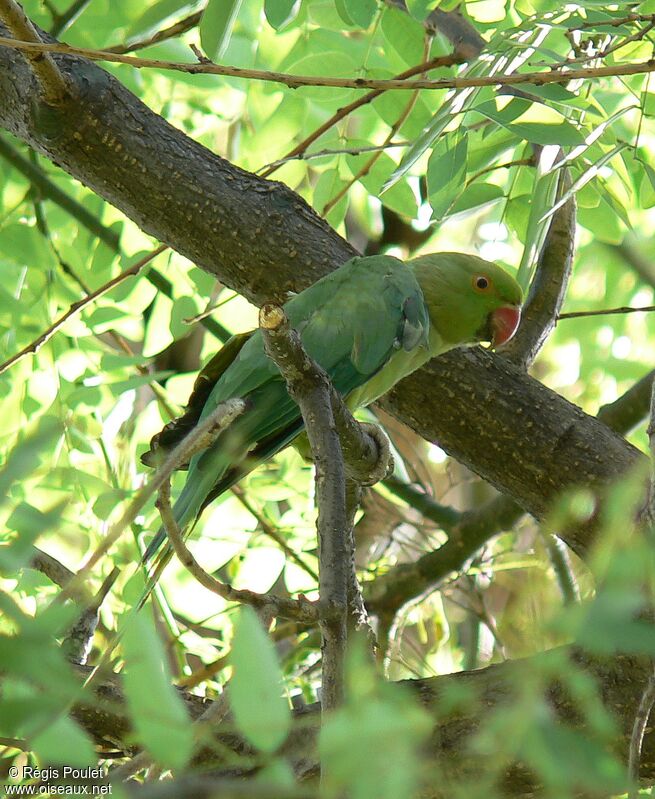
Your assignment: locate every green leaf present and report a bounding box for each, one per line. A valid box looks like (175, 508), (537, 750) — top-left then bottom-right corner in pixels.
(264, 0), (300, 29)
(313, 168), (349, 228)
(200, 0), (243, 60)
(343, 0), (377, 28)
(472, 99), (584, 146)
(427, 132), (468, 219)
(450, 182), (504, 215)
(539, 143), (628, 225)
(406, 0), (438, 21)
(639, 161), (655, 207)
(380, 6), (424, 66)
(0, 417), (63, 509)
(516, 164), (560, 286)
(170, 295), (199, 339)
(31, 715), (96, 767)
(334, 0), (356, 26)
(345, 150), (417, 217)
(320, 643), (431, 799)
(230, 606), (291, 753)
(383, 59), (485, 191)
(121, 613), (194, 769)
(126, 0), (195, 38)
(1, 502), (65, 572)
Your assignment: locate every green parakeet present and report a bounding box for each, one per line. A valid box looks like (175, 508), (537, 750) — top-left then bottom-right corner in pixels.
(143, 252), (522, 562)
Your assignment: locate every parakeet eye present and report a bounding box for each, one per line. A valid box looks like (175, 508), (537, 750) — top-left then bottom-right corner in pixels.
(473, 274), (491, 292)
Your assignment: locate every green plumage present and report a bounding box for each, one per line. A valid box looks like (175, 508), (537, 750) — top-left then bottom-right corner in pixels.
(143, 252), (522, 562)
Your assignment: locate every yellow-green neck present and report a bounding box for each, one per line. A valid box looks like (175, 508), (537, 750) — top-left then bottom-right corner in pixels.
(346, 323), (445, 410)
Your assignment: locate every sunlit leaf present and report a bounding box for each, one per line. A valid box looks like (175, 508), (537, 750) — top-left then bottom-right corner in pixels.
(472, 99), (584, 146)
(200, 0), (243, 60)
(121, 613), (194, 769)
(342, 0), (376, 28)
(230, 606), (291, 753)
(31, 715), (96, 768)
(380, 6), (425, 66)
(264, 0), (301, 29)
(427, 132), (468, 219)
(0, 417), (63, 509)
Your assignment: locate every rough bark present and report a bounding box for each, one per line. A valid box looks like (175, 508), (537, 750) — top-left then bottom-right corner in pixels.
(381, 348), (643, 558)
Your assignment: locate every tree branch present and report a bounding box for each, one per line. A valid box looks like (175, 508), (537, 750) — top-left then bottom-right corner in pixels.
(156, 477), (319, 623)
(2, 37), (655, 91)
(381, 347), (643, 561)
(259, 53), (461, 178)
(0, 245), (166, 375)
(260, 305), (350, 712)
(502, 169), (575, 370)
(66, 647), (655, 797)
(0, 11), (643, 567)
(598, 370), (655, 435)
(0, 0), (66, 103)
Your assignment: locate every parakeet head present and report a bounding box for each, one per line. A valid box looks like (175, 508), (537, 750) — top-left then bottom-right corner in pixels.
(409, 252), (523, 348)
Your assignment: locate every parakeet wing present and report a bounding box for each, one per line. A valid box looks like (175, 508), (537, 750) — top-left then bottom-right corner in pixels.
(169, 255), (430, 531)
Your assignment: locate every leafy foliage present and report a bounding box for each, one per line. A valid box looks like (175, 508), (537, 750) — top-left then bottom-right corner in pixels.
(1, 0), (655, 796)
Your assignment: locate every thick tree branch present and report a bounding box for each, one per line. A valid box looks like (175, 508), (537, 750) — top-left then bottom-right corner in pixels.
(67, 648), (655, 797)
(381, 348), (643, 560)
(598, 370), (655, 435)
(0, 22), (356, 305)
(0, 14), (643, 568)
(503, 170), (575, 370)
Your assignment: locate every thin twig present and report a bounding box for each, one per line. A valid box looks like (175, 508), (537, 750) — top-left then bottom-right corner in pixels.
(109, 750), (151, 783)
(3, 37), (654, 92)
(466, 157), (534, 186)
(259, 140), (410, 174)
(599, 19), (655, 61)
(58, 398), (246, 604)
(230, 485), (319, 582)
(106, 10), (202, 55)
(156, 478), (319, 623)
(628, 665), (655, 796)
(29, 546), (118, 663)
(0, 0), (66, 103)
(545, 535), (579, 605)
(558, 304), (655, 320)
(0, 245), (166, 375)
(382, 476), (461, 530)
(258, 54), (462, 178)
(579, 13), (655, 29)
(177, 652), (229, 689)
(30, 546), (77, 590)
(321, 35), (431, 216)
(61, 567), (119, 664)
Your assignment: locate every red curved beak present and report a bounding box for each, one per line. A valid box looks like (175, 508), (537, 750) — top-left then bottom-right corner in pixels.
(491, 305), (521, 347)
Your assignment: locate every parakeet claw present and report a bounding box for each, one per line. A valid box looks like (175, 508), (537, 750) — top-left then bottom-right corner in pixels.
(355, 423), (394, 486)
